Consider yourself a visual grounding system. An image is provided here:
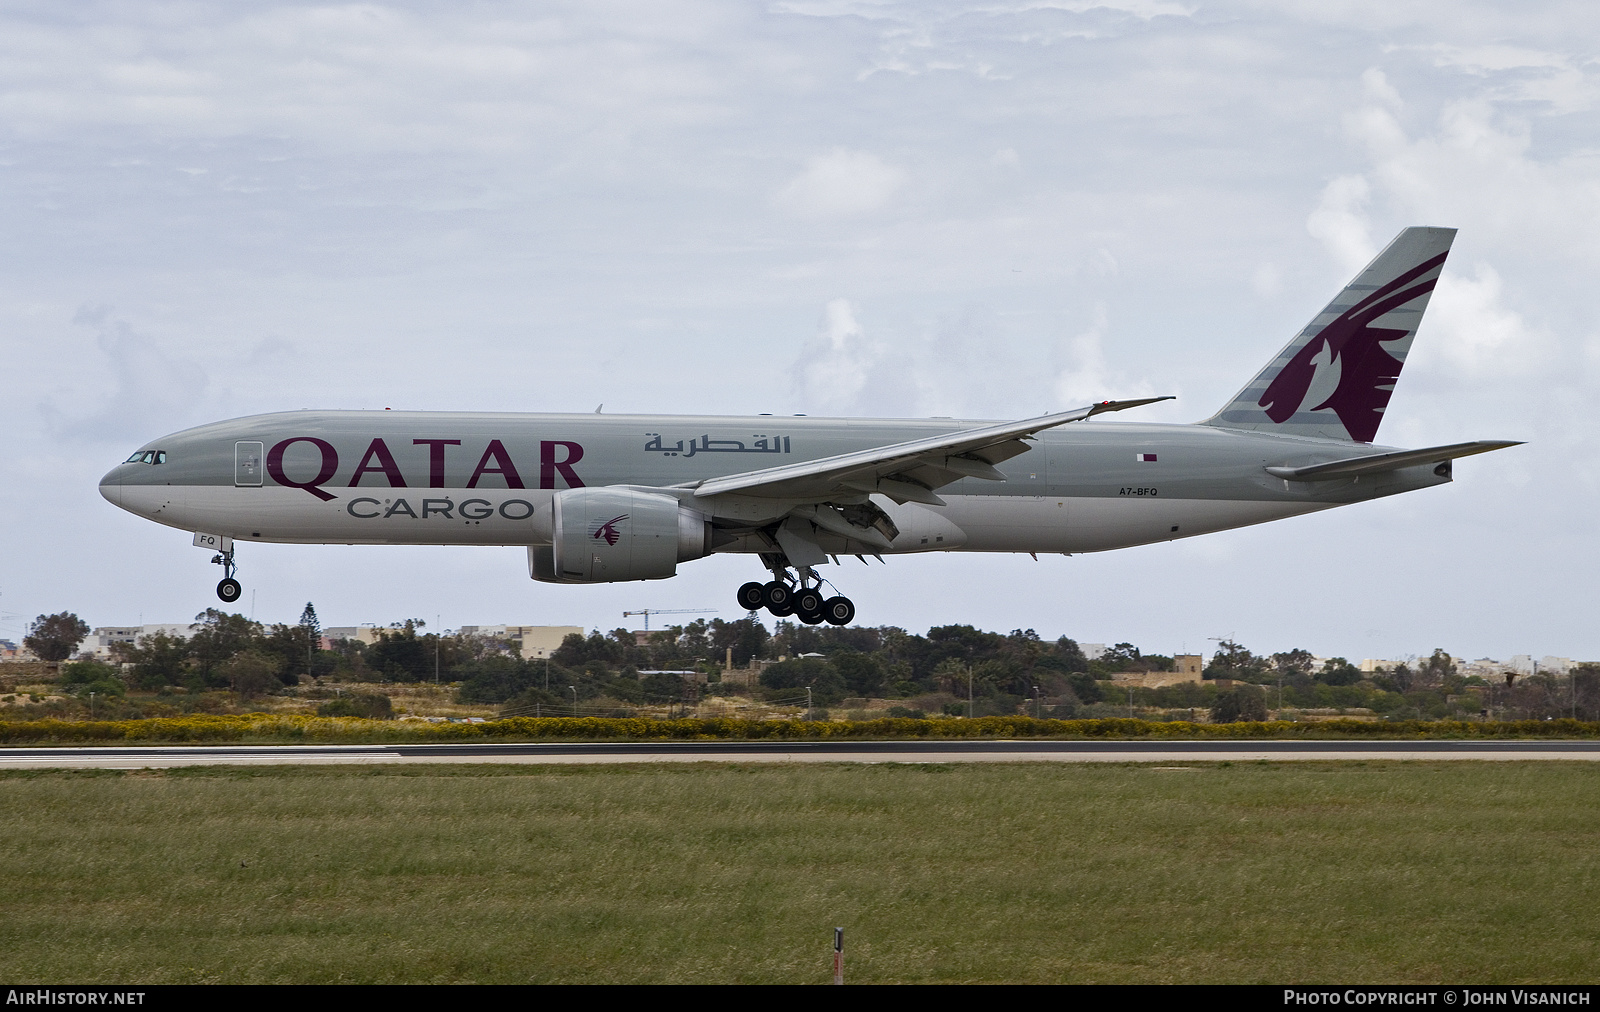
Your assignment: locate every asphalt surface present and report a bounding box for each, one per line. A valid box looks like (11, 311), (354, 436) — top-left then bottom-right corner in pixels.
(2, 739), (1600, 768)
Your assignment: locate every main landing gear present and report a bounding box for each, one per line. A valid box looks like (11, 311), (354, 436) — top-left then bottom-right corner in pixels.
(737, 563), (855, 627)
(212, 547), (242, 604)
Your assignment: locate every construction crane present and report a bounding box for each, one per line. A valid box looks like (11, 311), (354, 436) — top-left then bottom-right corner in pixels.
(623, 608), (718, 632)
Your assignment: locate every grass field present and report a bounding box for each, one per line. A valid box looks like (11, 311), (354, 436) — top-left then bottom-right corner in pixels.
(1, 761), (1596, 984)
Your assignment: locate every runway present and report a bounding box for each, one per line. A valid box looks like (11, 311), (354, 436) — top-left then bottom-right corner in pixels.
(3, 738), (1600, 768)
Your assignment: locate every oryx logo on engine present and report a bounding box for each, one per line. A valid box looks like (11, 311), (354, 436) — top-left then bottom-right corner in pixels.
(589, 514), (628, 546)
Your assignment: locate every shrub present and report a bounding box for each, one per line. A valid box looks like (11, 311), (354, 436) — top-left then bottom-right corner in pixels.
(76, 678), (126, 699)
(833, 652), (886, 696)
(1, 713), (1600, 745)
(1211, 684), (1268, 723)
(316, 694), (394, 719)
(456, 656), (540, 704)
(223, 650), (286, 698)
(759, 659), (847, 705)
(60, 660), (121, 686)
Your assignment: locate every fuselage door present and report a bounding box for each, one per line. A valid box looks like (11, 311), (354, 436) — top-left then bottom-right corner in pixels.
(235, 441), (264, 487)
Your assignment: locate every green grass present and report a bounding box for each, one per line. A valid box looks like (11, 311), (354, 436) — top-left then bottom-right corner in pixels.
(0, 762), (1596, 983)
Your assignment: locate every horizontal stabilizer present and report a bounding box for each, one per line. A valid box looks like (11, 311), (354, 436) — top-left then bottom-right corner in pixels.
(1265, 440), (1522, 481)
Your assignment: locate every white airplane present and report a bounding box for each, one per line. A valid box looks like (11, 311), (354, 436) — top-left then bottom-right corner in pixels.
(101, 227), (1518, 625)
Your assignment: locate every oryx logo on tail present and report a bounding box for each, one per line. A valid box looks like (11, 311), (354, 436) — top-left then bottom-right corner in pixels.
(589, 514), (628, 546)
(1205, 226), (1456, 443)
(1258, 251), (1446, 443)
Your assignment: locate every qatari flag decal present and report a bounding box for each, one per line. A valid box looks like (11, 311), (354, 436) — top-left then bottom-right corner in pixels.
(1135, 453), (1157, 462)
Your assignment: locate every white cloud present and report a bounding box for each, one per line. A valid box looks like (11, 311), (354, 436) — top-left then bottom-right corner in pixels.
(1359, 67), (1402, 110)
(795, 298), (883, 413)
(1417, 263), (1549, 380)
(1335, 64), (1600, 267)
(1306, 174), (1375, 273)
(776, 148), (906, 217)
(1053, 303), (1156, 408)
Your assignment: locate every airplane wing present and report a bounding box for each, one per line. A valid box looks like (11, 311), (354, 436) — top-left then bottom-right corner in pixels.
(1264, 440), (1522, 481)
(685, 397), (1174, 506)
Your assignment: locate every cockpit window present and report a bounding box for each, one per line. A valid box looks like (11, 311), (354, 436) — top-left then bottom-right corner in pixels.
(126, 451), (145, 463)
(153, 451), (166, 465)
(125, 450), (166, 465)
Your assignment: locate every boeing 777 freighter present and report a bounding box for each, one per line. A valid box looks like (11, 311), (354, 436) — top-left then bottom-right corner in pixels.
(100, 227), (1519, 625)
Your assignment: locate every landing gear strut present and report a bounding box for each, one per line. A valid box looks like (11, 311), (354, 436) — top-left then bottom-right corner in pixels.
(736, 558), (855, 626)
(212, 548), (241, 604)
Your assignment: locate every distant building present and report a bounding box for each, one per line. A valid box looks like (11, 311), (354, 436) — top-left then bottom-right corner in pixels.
(1460, 658), (1509, 681)
(0, 639), (28, 662)
(1359, 658), (1404, 674)
(1112, 654), (1203, 689)
(1081, 643), (1107, 661)
(457, 625), (584, 660)
(85, 624), (201, 660)
(322, 626), (384, 647)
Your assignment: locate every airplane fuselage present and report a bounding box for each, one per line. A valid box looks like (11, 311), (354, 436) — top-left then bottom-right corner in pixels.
(99, 409), (1446, 558)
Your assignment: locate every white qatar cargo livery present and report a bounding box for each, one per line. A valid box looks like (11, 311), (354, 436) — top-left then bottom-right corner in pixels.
(102, 228), (1518, 624)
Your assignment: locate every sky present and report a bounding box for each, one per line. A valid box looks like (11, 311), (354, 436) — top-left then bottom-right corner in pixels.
(2, 0), (1596, 663)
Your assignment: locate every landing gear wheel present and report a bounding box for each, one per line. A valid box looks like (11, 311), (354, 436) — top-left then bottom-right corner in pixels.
(797, 608), (825, 625)
(793, 587), (824, 615)
(768, 600), (794, 618)
(822, 596), (855, 626)
(217, 578), (242, 603)
(736, 582), (767, 611)
(762, 581), (792, 613)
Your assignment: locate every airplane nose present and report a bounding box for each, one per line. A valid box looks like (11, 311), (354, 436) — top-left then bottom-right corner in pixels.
(99, 470), (123, 507)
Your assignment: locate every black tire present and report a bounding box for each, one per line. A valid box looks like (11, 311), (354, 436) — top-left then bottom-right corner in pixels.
(736, 582), (766, 611)
(768, 600), (794, 618)
(217, 578), (242, 603)
(797, 606), (825, 625)
(822, 596), (855, 626)
(762, 581), (792, 612)
(793, 587), (824, 615)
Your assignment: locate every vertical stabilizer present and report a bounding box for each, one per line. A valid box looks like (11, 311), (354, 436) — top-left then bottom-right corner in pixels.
(1205, 226), (1456, 443)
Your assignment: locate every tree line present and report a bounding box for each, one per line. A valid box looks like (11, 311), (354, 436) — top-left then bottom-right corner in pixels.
(19, 608), (1600, 722)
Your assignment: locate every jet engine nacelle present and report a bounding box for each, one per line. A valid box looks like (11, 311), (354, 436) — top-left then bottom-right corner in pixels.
(528, 487), (711, 584)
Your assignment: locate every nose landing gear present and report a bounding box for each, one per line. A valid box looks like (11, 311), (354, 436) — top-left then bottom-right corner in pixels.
(212, 548), (242, 604)
(737, 562), (855, 626)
